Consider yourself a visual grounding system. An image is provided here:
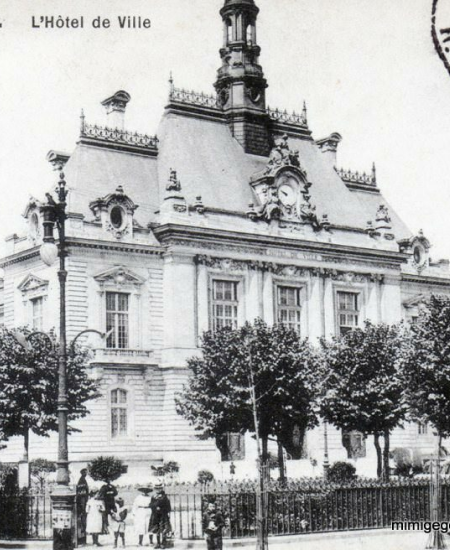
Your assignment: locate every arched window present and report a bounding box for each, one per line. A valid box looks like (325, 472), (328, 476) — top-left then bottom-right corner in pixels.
(246, 24), (253, 45)
(111, 389), (128, 438)
(226, 19), (233, 43)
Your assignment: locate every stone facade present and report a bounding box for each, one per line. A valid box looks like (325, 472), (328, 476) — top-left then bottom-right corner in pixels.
(0, 0), (448, 482)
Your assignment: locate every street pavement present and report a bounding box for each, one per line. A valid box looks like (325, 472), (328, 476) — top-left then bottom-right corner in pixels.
(0, 530), (438, 549)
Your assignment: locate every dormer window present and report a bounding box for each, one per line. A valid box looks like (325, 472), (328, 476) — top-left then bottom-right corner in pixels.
(89, 186), (138, 240)
(110, 205), (124, 230)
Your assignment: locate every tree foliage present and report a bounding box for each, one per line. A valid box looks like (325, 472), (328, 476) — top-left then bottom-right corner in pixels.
(401, 294), (450, 440)
(0, 327), (100, 450)
(88, 456), (127, 483)
(320, 321), (407, 479)
(327, 461), (357, 484)
(176, 319), (322, 461)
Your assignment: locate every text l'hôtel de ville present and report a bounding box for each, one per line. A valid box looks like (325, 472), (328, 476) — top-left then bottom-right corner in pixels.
(31, 16), (151, 30)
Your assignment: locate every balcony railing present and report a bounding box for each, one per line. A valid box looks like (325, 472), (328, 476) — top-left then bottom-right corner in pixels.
(93, 348), (153, 363)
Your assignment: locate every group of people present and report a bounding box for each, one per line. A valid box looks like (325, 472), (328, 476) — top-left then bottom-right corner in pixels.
(76, 469), (225, 549)
(77, 469), (172, 548)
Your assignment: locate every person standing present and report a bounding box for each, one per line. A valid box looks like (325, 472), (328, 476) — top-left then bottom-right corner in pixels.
(98, 480), (118, 533)
(132, 486), (153, 546)
(76, 468), (89, 544)
(110, 497), (128, 548)
(86, 490), (105, 547)
(202, 502), (225, 550)
(149, 484), (172, 549)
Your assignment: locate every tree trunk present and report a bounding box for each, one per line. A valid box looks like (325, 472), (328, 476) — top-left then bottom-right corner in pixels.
(277, 438), (286, 485)
(262, 436), (269, 463)
(23, 425), (29, 462)
(374, 433), (382, 478)
(382, 429), (390, 481)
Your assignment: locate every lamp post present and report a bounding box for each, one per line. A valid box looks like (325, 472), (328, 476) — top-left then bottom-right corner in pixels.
(323, 421), (330, 480)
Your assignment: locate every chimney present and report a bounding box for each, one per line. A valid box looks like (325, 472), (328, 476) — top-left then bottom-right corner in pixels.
(101, 90), (131, 129)
(315, 133), (342, 167)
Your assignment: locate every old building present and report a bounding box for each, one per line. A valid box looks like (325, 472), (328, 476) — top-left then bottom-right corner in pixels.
(0, 0), (449, 481)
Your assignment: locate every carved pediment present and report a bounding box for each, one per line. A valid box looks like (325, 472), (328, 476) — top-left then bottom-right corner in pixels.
(94, 266), (145, 289)
(18, 274), (49, 294)
(403, 294), (428, 309)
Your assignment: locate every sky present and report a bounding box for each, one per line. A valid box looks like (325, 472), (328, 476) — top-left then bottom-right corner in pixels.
(1, 0), (450, 259)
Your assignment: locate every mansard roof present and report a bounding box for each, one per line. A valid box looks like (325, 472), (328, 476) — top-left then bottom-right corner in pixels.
(61, 105), (412, 243)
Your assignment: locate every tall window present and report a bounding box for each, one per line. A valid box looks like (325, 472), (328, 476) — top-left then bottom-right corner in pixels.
(106, 292), (129, 348)
(337, 291), (359, 336)
(31, 297), (43, 330)
(111, 389), (128, 438)
(418, 422), (428, 435)
(277, 286), (301, 333)
(212, 280), (239, 331)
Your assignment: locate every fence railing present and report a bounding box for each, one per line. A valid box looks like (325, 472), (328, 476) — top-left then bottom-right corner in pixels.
(0, 490), (52, 539)
(166, 482), (444, 540)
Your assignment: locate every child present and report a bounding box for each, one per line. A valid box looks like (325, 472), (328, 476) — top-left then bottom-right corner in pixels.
(110, 497), (128, 548)
(86, 490), (105, 547)
(203, 502), (224, 550)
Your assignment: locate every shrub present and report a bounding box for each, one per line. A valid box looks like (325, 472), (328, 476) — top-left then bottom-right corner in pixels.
(197, 470), (214, 484)
(88, 456), (127, 483)
(327, 461), (357, 484)
(151, 461), (180, 480)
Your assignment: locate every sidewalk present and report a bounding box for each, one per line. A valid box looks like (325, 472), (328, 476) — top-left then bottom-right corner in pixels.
(0, 529), (435, 550)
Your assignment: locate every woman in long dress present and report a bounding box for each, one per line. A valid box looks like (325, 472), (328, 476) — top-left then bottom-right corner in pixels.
(132, 486), (153, 546)
(86, 491), (105, 547)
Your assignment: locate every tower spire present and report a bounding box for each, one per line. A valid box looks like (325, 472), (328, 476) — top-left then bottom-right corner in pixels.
(214, 0), (270, 156)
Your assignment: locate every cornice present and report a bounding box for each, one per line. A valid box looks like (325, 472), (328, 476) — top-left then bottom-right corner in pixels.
(0, 238), (163, 268)
(0, 248), (41, 268)
(151, 223), (408, 267)
(401, 273), (450, 287)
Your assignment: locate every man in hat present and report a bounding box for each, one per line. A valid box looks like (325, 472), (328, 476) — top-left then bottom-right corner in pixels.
(76, 468), (89, 543)
(111, 497), (128, 548)
(149, 484), (172, 549)
(132, 486), (153, 546)
(203, 502), (225, 550)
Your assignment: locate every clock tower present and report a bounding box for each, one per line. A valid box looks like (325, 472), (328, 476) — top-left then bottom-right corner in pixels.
(215, 0), (270, 156)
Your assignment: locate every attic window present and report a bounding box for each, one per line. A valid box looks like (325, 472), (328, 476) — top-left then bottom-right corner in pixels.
(30, 213), (40, 241)
(413, 246), (423, 265)
(110, 206), (124, 229)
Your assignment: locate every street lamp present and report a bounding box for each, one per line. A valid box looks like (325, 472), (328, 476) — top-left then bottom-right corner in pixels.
(37, 171), (107, 550)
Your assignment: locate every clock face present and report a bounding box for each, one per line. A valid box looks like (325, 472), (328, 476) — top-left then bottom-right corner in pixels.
(278, 183), (297, 207)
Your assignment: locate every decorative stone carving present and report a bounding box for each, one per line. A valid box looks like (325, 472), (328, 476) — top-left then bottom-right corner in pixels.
(89, 185), (138, 240)
(398, 230), (431, 273)
(18, 273), (49, 298)
(249, 134), (322, 229)
(264, 134), (303, 177)
(166, 169), (181, 192)
(375, 204), (395, 240)
(94, 266), (145, 290)
(23, 198), (44, 246)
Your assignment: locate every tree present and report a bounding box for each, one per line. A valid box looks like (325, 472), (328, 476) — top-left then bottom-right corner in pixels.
(0, 327), (100, 460)
(176, 319), (322, 477)
(30, 458), (56, 491)
(88, 456), (127, 483)
(320, 321), (407, 480)
(401, 294), (450, 444)
(197, 470), (214, 485)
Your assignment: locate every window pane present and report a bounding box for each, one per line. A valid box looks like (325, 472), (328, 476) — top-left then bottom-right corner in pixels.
(277, 286), (301, 333)
(212, 280), (239, 331)
(106, 292), (129, 349)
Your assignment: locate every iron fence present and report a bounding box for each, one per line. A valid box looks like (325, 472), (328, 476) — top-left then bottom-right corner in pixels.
(0, 490), (52, 539)
(166, 482), (447, 540)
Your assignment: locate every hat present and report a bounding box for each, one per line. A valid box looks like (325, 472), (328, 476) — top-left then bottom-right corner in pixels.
(138, 486), (153, 494)
(154, 483), (164, 491)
